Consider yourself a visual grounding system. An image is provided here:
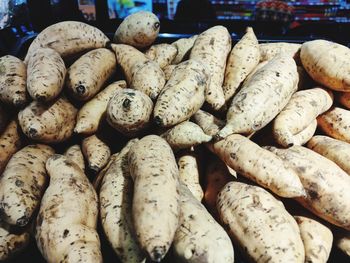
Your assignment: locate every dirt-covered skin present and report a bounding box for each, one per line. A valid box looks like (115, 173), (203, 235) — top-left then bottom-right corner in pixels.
(0, 144), (54, 227)
(173, 183), (234, 263)
(190, 26), (231, 110)
(75, 80), (127, 135)
(36, 154), (101, 263)
(111, 44), (165, 100)
(266, 145), (350, 230)
(171, 35), (198, 64)
(18, 97), (77, 143)
(0, 55), (28, 107)
(145, 44), (178, 69)
(273, 87), (333, 147)
(100, 139), (146, 263)
(301, 40), (350, 91)
(0, 120), (22, 175)
(217, 182), (305, 263)
(307, 135), (350, 175)
(218, 55), (298, 139)
(107, 88), (153, 136)
(82, 135), (111, 173)
(0, 221), (30, 261)
(208, 134), (305, 198)
(128, 135), (180, 262)
(113, 11), (160, 49)
(338, 92), (350, 109)
(161, 121), (212, 151)
(335, 232), (350, 257)
(294, 216), (333, 263)
(27, 48), (66, 102)
(154, 59), (209, 127)
(191, 109), (225, 137)
(223, 27), (260, 101)
(66, 48), (116, 101)
(242, 61), (268, 86)
(259, 42), (301, 62)
(64, 144), (85, 172)
(25, 21), (109, 62)
(317, 107), (350, 143)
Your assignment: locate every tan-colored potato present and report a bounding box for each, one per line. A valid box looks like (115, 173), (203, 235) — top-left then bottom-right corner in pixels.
(153, 59), (209, 127)
(107, 88), (153, 136)
(100, 139), (145, 263)
(66, 48), (116, 101)
(300, 40), (350, 91)
(0, 222), (30, 261)
(209, 134), (305, 198)
(177, 150), (203, 201)
(36, 155), (101, 263)
(0, 55), (28, 107)
(190, 26), (231, 110)
(75, 80), (127, 135)
(27, 47), (66, 102)
(64, 144), (85, 172)
(223, 27), (260, 101)
(82, 135), (111, 173)
(128, 135), (180, 262)
(25, 21), (109, 62)
(161, 121), (212, 151)
(171, 35), (197, 64)
(289, 119), (317, 146)
(218, 55), (298, 139)
(173, 183), (234, 263)
(217, 181), (304, 263)
(191, 109), (225, 137)
(0, 144), (54, 227)
(335, 232), (350, 257)
(273, 87), (333, 147)
(163, 64), (176, 81)
(113, 11), (160, 49)
(0, 120), (22, 174)
(242, 60), (268, 86)
(93, 153), (118, 191)
(0, 104), (8, 134)
(266, 145), (350, 230)
(111, 44), (165, 100)
(204, 156), (233, 217)
(338, 92), (350, 109)
(259, 42), (301, 62)
(294, 216), (333, 263)
(18, 97), (77, 143)
(145, 44), (178, 69)
(318, 107), (350, 143)
(307, 135), (350, 175)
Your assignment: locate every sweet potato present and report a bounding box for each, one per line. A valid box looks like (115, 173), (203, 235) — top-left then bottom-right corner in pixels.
(338, 92), (350, 109)
(0, 55), (27, 107)
(82, 135), (111, 173)
(289, 119), (317, 146)
(318, 107), (350, 143)
(107, 88), (153, 136)
(217, 181), (304, 263)
(66, 48), (116, 101)
(161, 121), (212, 151)
(294, 216), (333, 263)
(99, 139), (145, 263)
(242, 60), (268, 86)
(163, 64), (176, 81)
(191, 109), (225, 137)
(223, 27), (260, 101)
(335, 232), (350, 257)
(92, 153), (118, 192)
(307, 135), (350, 175)
(190, 26), (231, 110)
(27, 47), (66, 102)
(153, 59), (209, 127)
(18, 97), (77, 143)
(0, 144), (54, 227)
(128, 135), (179, 262)
(64, 144), (85, 172)
(74, 80), (126, 135)
(273, 87), (333, 147)
(266, 145), (350, 230)
(218, 55), (298, 139)
(300, 40), (350, 91)
(171, 35), (197, 64)
(36, 155), (101, 263)
(259, 42), (301, 62)
(113, 11), (160, 49)
(145, 44), (178, 69)
(173, 183), (234, 263)
(111, 44), (165, 99)
(209, 134), (305, 198)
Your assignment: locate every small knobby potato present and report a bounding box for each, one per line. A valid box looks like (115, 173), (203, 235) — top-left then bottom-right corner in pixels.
(145, 43), (178, 69)
(191, 109), (225, 137)
(82, 135), (111, 173)
(64, 144), (85, 172)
